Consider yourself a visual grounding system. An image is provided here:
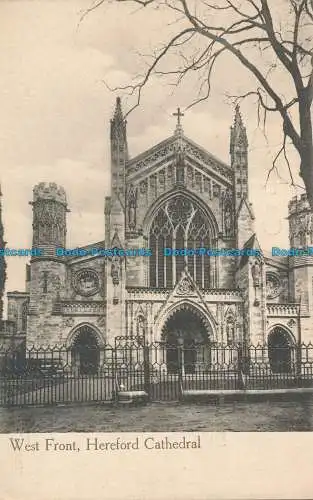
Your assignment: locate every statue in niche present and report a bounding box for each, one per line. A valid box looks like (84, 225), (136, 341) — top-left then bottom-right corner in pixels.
(140, 180), (147, 194)
(137, 315), (146, 338)
(306, 215), (313, 243)
(226, 320), (235, 346)
(128, 185), (137, 230)
(212, 183), (220, 197)
(251, 260), (261, 287)
(175, 145), (185, 184)
(111, 256), (120, 286)
(159, 170), (165, 187)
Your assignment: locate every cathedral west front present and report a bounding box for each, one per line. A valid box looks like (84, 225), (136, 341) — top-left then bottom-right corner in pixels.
(5, 98), (313, 373)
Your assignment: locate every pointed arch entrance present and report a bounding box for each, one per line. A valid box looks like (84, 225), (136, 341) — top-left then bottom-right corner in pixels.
(162, 306), (210, 374)
(71, 325), (100, 375)
(268, 327), (294, 373)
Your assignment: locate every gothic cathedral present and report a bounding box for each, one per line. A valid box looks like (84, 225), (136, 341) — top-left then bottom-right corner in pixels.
(6, 98), (313, 372)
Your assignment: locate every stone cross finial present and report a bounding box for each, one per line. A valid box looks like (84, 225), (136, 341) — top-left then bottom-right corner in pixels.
(173, 107), (184, 135)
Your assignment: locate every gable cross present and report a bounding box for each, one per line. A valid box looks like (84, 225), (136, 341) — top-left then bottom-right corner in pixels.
(173, 107), (184, 128)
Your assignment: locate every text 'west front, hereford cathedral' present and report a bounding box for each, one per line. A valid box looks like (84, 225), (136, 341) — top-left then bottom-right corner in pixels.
(3, 98), (313, 374)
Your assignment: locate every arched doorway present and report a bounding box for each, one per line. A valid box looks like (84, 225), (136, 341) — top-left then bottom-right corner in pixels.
(162, 308), (210, 374)
(71, 325), (100, 375)
(268, 327), (293, 373)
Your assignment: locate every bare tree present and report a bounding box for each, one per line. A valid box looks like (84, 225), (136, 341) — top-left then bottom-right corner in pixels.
(84, 0), (313, 208)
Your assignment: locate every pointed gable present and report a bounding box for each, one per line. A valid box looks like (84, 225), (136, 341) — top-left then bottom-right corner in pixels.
(239, 233), (263, 268)
(236, 197), (255, 220)
(126, 133), (233, 187)
(111, 230), (122, 249)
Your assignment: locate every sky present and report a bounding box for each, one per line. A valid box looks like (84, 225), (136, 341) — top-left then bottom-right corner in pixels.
(0, 0), (306, 302)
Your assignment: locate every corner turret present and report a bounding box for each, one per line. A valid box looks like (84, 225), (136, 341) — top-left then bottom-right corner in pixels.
(288, 192), (313, 318)
(30, 182), (68, 259)
(288, 193), (313, 248)
(27, 183), (69, 346)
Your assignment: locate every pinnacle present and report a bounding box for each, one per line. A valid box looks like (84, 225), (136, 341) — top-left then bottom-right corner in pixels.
(113, 96), (123, 121)
(231, 104), (248, 149)
(234, 104), (243, 128)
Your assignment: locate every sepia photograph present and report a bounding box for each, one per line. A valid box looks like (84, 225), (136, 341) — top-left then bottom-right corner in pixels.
(0, 0), (313, 443)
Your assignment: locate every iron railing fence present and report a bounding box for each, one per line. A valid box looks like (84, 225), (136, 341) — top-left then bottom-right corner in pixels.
(1, 340), (313, 406)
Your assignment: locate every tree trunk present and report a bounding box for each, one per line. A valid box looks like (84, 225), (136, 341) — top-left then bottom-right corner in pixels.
(298, 95), (313, 211)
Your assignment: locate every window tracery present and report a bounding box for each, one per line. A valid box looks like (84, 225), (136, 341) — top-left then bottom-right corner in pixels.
(149, 195), (214, 288)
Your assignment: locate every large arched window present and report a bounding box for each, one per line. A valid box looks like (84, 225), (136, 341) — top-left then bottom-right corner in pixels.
(149, 195), (215, 288)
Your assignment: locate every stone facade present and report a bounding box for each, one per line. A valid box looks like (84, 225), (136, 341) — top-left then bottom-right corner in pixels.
(4, 100), (313, 360)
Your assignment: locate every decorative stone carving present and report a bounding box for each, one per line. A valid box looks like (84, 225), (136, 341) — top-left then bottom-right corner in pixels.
(8, 301), (17, 321)
(225, 318), (235, 345)
(111, 256), (120, 286)
(167, 196), (193, 226)
(187, 165), (193, 184)
(40, 271), (49, 293)
(266, 273), (281, 299)
(21, 300), (28, 331)
(63, 317), (75, 328)
(195, 171), (201, 189)
(224, 199), (233, 236)
(287, 319), (296, 328)
(97, 316), (106, 328)
(140, 180), (147, 194)
(128, 138), (233, 182)
(212, 183), (220, 197)
(137, 315), (146, 338)
(174, 141), (186, 185)
(72, 269), (100, 297)
(176, 161), (185, 184)
(167, 165), (174, 183)
(177, 278), (194, 295)
(203, 177), (210, 192)
(32, 195), (67, 247)
(150, 175), (157, 196)
(128, 184), (137, 230)
(251, 260), (262, 287)
(159, 170), (165, 187)
(50, 274), (61, 291)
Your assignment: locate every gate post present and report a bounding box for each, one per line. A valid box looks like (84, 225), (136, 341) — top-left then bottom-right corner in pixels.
(143, 342), (150, 399)
(296, 302), (302, 384)
(112, 341), (118, 403)
(177, 344), (183, 400)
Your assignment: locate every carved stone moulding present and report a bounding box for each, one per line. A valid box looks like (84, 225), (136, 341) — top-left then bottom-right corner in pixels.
(266, 272), (281, 300)
(72, 269), (100, 297)
(176, 277), (195, 295)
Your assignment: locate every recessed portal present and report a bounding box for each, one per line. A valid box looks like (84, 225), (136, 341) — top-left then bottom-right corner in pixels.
(163, 308), (210, 374)
(268, 327), (293, 374)
(71, 325), (100, 375)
